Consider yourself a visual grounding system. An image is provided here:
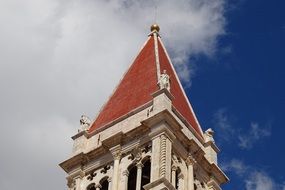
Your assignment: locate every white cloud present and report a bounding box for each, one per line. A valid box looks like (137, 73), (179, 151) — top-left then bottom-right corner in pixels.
(0, 0), (226, 189)
(238, 122), (271, 149)
(245, 171), (275, 190)
(223, 159), (285, 190)
(221, 159), (247, 176)
(212, 109), (271, 149)
(212, 108), (235, 141)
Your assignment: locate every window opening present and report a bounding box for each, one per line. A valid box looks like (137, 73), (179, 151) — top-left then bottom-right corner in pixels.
(100, 178), (109, 190)
(87, 183), (95, 190)
(141, 159), (151, 189)
(127, 165), (137, 190)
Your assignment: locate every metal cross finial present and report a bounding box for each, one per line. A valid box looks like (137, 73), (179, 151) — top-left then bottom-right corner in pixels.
(154, 4), (157, 23)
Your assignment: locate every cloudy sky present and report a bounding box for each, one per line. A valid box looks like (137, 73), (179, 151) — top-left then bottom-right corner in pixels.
(0, 0), (284, 190)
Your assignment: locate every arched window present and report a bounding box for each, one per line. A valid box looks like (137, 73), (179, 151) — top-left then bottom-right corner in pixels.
(100, 177), (109, 190)
(127, 164), (137, 190)
(87, 183), (95, 190)
(141, 159), (151, 189)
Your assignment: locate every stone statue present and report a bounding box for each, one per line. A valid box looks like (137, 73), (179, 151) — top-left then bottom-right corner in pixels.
(158, 70), (170, 91)
(79, 115), (91, 132)
(204, 128), (215, 143)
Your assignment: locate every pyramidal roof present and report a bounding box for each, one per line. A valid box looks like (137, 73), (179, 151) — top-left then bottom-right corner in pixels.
(89, 25), (203, 137)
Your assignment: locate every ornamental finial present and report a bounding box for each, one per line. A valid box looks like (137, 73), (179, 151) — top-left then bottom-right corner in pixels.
(150, 23), (160, 32)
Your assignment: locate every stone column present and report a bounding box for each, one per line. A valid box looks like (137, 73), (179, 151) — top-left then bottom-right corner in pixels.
(111, 148), (122, 190)
(171, 166), (177, 187)
(136, 162), (144, 190)
(95, 184), (102, 190)
(122, 170), (129, 190)
(177, 173), (184, 190)
(108, 177), (112, 190)
(159, 134), (172, 181)
(186, 155), (196, 190)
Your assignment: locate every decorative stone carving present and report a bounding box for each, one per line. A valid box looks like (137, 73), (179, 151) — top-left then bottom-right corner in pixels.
(122, 170), (129, 177)
(100, 165), (111, 174)
(136, 162), (144, 169)
(194, 178), (206, 190)
(112, 149), (122, 161)
(142, 144), (152, 154)
(128, 146), (143, 162)
(186, 154), (196, 166)
(79, 115), (91, 132)
(158, 70), (170, 91)
(159, 134), (167, 177)
(67, 178), (76, 188)
(205, 128), (215, 143)
(172, 154), (182, 164)
(87, 171), (97, 181)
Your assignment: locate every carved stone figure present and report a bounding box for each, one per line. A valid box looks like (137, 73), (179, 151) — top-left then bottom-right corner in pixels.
(79, 115), (91, 132)
(158, 70), (170, 91)
(204, 128), (215, 143)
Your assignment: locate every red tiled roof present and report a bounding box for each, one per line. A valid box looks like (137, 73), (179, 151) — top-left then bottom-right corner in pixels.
(89, 32), (203, 137)
(89, 36), (158, 132)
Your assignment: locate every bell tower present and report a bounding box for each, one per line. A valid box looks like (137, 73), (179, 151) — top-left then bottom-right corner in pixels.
(59, 24), (228, 190)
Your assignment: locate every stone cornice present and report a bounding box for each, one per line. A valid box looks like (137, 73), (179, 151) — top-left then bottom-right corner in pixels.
(102, 132), (124, 149)
(210, 163), (229, 185)
(59, 146), (106, 173)
(143, 177), (176, 190)
(151, 88), (174, 100)
(71, 130), (89, 140)
(204, 140), (220, 153)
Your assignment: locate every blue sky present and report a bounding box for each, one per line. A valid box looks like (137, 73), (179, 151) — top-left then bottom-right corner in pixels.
(186, 0), (285, 189)
(0, 1), (283, 189)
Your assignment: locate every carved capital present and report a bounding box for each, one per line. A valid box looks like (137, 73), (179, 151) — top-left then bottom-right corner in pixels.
(95, 184), (102, 189)
(123, 170), (129, 177)
(136, 162), (144, 169)
(171, 165), (177, 171)
(108, 177), (112, 182)
(112, 148), (122, 160)
(186, 154), (196, 166)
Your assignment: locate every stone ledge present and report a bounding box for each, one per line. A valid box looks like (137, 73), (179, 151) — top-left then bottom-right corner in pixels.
(143, 177), (176, 190)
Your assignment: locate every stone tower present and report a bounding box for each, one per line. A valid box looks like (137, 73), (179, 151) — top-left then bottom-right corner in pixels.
(59, 24), (228, 190)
